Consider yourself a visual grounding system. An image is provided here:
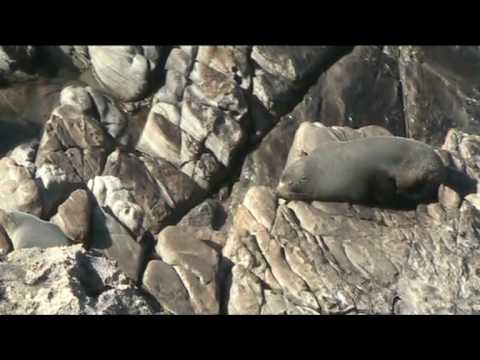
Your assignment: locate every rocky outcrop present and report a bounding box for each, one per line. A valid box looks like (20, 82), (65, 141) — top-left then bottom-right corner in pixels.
(397, 46), (480, 147)
(2, 45), (480, 315)
(223, 124), (480, 314)
(0, 245), (158, 314)
(35, 104), (113, 217)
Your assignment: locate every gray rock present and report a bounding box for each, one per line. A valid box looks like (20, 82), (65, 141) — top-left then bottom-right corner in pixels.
(251, 46), (353, 117)
(0, 245), (156, 314)
(398, 46), (480, 146)
(156, 226), (220, 314)
(313, 46), (405, 137)
(90, 206), (147, 282)
(89, 46), (164, 101)
(0, 209), (69, 250)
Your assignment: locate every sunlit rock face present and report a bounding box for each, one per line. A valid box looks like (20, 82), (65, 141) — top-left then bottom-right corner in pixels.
(1, 45), (480, 315)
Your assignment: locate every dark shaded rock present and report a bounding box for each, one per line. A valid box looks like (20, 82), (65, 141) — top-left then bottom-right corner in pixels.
(90, 206), (147, 282)
(251, 46), (353, 118)
(399, 46), (480, 146)
(315, 46), (406, 137)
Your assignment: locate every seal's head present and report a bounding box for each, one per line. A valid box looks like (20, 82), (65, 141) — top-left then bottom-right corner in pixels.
(395, 152), (448, 203)
(276, 159), (315, 201)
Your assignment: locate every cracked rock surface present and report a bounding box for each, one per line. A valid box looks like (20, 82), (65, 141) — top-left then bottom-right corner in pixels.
(1, 45), (480, 315)
(0, 245), (158, 314)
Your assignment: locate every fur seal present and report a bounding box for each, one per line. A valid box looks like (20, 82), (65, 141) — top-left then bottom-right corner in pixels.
(277, 136), (447, 206)
(0, 209), (70, 250)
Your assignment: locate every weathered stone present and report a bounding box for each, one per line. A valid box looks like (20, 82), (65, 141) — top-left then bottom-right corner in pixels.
(89, 46), (164, 101)
(35, 162), (83, 219)
(0, 157), (42, 216)
(88, 176), (144, 237)
(399, 46), (480, 147)
(178, 199), (227, 230)
(102, 150), (172, 234)
(51, 189), (91, 244)
(90, 206), (147, 282)
(7, 140), (38, 175)
(0, 245), (156, 314)
(243, 186), (277, 231)
(135, 101), (182, 165)
(251, 46), (353, 117)
(142, 260), (194, 315)
(227, 265), (263, 315)
(156, 226), (220, 314)
(313, 46), (405, 136)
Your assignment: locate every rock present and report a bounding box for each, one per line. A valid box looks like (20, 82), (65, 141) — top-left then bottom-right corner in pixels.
(103, 150), (203, 235)
(0, 209), (69, 250)
(0, 157), (42, 216)
(51, 189), (91, 244)
(398, 46), (480, 147)
(0, 245), (156, 314)
(59, 85), (94, 114)
(243, 186), (277, 231)
(7, 140), (38, 175)
(251, 46), (353, 117)
(142, 260), (194, 314)
(89, 46), (164, 101)
(135, 101), (182, 165)
(0, 46), (37, 83)
(0, 224), (12, 256)
(35, 104), (112, 217)
(156, 226), (220, 314)
(227, 265), (263, 315)
(313, 46), (406, 136)
(224, 123), (480, 314)
(84, 87), (128, 140)
(90, 206), (148, 282)
(88, 176), (145, 237)
(35, 163), (83, 219)
(178, 199), (227, 230)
